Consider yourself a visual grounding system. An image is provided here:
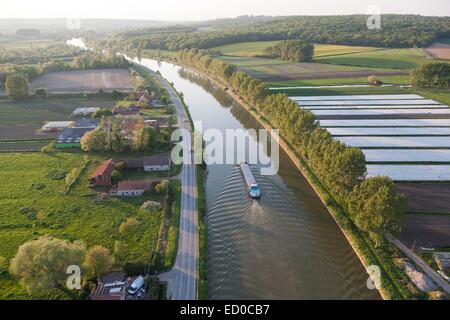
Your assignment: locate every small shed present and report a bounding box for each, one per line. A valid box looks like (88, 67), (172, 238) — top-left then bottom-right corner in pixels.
(72, 107), (100, 116)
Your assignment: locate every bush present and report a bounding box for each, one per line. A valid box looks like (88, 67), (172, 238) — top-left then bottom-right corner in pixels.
(123, 262), (148, 276)
(119, 218), (139, 236)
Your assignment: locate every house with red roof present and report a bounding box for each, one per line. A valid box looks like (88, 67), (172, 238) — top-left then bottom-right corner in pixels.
(89, 159), (116, 187)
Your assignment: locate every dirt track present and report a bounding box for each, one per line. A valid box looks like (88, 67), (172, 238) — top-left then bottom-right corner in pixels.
(424, 43), (450, 60)
(30, 68), (134, 93)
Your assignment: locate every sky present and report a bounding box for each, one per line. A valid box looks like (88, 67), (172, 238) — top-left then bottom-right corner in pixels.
(0, 0), (449, 21)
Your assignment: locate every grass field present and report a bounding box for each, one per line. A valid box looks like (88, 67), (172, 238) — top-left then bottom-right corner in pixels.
(0, 39), (58, 49)
(315, 48), (430, 70)
(0, 152), (164, 299)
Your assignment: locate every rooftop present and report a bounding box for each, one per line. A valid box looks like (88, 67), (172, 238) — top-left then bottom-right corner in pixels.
(113, 180), (152, 192)
(89, 159), (116, 179)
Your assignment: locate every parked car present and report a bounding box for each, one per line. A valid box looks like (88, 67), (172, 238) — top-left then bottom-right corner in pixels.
(127, 275), (145, 295)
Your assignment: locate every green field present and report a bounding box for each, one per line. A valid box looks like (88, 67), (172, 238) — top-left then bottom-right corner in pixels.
(265, 74), (411, 88)
(0, 39), (58, 49)
(314, 44), (380, 57)
(316, 48), (430, 70)
(276, 85), (409, 97)
(0, 152), (164, 299)
(213, 40), (282, 56)
(212, 41), (379, 58)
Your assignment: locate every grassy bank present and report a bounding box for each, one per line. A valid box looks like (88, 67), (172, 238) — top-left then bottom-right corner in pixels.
(197, 164), (208, 300)
(163, 180), (181, 269)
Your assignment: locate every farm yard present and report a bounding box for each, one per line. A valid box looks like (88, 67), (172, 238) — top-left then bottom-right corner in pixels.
(0, 152), (165, 299)
(0, 98), (117, 151)
(30, 68), (134, 93)
(292, 93), (450, 248)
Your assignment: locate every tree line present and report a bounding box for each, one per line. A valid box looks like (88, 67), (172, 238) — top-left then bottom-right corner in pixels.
(177, 48), (407, 245)
(94, 14), (450, 52)
(262, 40), (314, 62)
(411, 62), (450, 88)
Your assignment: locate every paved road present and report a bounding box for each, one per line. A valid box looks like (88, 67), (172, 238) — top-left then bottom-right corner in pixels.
(150, 70), (198, 300)
(389, 236), (450, 295)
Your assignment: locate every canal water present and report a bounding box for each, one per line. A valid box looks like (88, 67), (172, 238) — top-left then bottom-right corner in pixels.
(68, 40), (380, 299)
(135, 59), (380, 300)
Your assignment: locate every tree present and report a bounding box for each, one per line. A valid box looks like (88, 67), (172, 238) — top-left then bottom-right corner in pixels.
(80, 130), (107, 152)
(114, 240), (127, 261)
(411, 62), (450, 88)
(348, 177), (407, 246)
(119, 218), (140, 236)
(9, 236), (86, 295)
(5, 74), (29, 100)
(155, 180), (169, 194)
(111, 170), (122, 182)
(83, 245), (114, 278)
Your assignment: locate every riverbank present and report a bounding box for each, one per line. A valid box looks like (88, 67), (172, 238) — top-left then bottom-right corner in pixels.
(163, 58), (409, 300)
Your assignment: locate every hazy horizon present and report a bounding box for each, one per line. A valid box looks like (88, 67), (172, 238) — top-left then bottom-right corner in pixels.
(0, 0), (449, 21)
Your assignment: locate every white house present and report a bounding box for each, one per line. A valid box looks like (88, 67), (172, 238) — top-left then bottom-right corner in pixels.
(110, 180), (152, 197)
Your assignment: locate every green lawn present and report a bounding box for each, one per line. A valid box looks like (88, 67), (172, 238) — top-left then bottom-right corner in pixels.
(316, 48), (430, 70)
(0, 151), (163, 299)
(163, 180), (181, 269)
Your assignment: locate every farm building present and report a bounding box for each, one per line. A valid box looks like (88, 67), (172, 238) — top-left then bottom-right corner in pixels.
(72, 107), (100, 116)
(124, 155), (170, 172)
(89, 159), (116, 187)
(55, 119), (100, 149)
(73, 118), (100, 129)
(42, 121), (74, 132)
(112, 105), (141, 116)
(110, 180), (152, 196)
(90, 272), (131, 301)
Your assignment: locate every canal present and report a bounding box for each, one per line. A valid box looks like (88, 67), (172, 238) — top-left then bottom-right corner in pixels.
(135, 58), (380, 300)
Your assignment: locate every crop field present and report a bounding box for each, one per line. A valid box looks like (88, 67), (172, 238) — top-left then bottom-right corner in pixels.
(320, 119), (450, 127)
(313, 44), (380, 58)
(299, 99), (440, 106)
(0, 140), (51, 152)
(292, 94), (423, 101)
(30, 68), (134, 93)
(265, 75), (412, 87)
(304, 105), (448, 110)
(213, 41), (378, 58)
(0, 124), (57, 140)
(337, 136), (450, 148)
(400, 214), (450, 247)
(397, 184), (450, 214)
(363, 149), (450, 163)
(0, 152), (163, 299)
(213, 40), (282, 56)
(315, 48), (430, 70)
(328, 127), (450, 136)
(424, 43), (450, 60)
(367, 165), (450, 181)
(312, 108), (450, 116)
(217, 55), (405, 82)
(274, 86), (408, 96)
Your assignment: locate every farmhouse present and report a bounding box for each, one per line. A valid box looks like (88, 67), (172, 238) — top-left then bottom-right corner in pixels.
(124, 155), (170, 172)
(72, 107), (100, 116)
(112, 105), (141, 116)
(110, 180), (152, 196)
(42, 121), (74, 132)
(89, 159), (116, 187)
